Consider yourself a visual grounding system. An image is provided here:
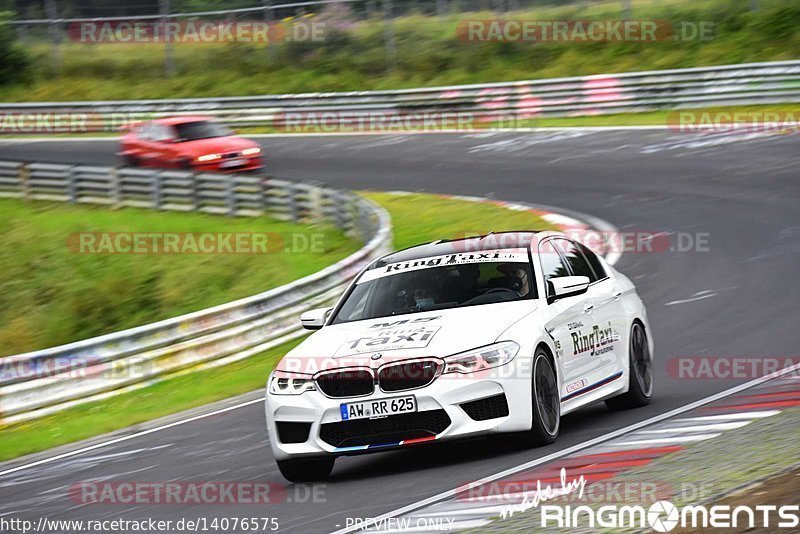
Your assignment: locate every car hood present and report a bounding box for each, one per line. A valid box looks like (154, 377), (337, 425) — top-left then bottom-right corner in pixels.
(278, 300), (539, 373)
(177, 135), (257, 155)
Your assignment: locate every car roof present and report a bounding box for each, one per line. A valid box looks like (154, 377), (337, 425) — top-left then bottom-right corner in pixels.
(152, 116), (214, 126)
(373, 231), (543, 267)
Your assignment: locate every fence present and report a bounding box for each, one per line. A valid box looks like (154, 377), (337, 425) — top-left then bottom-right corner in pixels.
(1, 61), (798, 130)
(0, 161), (393, 427)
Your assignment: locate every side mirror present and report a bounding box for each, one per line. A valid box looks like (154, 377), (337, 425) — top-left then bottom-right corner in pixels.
(300, 307), (332, 330)
(548, 276), (590, 303)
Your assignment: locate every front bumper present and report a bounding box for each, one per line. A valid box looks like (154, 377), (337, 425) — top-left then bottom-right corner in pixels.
(193, 156), (263, 173)
(265, 362), (534, 461)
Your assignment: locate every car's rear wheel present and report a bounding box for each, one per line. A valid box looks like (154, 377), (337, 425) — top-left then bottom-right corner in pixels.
(522, 348), (560, 446)
(276, 457), (335, 482)
(606, 322), (653, 410)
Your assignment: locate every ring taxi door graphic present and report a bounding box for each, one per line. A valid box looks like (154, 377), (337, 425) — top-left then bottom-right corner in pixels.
(539, 237), (600, 400)
(554, 238), (627, 387)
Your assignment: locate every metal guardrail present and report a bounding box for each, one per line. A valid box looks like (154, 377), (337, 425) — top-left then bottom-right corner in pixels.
(0, 161), (392, 426)
(1, 61), (798, 129)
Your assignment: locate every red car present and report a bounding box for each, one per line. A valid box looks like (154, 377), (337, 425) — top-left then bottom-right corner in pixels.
(118, 116), (263, 173)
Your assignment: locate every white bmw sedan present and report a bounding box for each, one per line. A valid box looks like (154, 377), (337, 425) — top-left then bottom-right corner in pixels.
(265, 231), (654, 481)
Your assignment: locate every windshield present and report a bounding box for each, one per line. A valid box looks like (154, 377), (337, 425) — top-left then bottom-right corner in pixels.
(332, 251), (535, 324)
(174, 120), (233, 142)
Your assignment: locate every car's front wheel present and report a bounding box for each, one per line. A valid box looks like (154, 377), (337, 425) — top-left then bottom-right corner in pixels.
(606, 322), (653, 410)
(120, 154), (139, 167)
(276, 457), (335, 482)
(522, 348), (560, 446)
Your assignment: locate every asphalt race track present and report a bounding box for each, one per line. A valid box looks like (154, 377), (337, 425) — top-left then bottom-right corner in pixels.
(1, 130), (799, 533)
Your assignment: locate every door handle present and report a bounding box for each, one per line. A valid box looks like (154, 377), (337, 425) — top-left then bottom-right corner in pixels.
(583, 302), (594, 313)
(613, 289), (622, 300)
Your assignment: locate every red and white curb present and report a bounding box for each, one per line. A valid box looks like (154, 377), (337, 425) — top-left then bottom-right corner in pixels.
(341, 369), (800, 533)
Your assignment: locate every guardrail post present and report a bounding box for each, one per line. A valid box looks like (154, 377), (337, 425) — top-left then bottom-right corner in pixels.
(190, 172), (200, 212)
(287, 183), (301, 223)
(226, 176), (237, 216)
(153, 171), (163, 210)
(309, 184), (325, 224)
(258, 176), (270, 215)
(333, 190), (347, 230)
(19, 162), (30, 200)
(66, 165), (78, 204)
(359, 204), (371, 244)
(110, 167), (122, 208)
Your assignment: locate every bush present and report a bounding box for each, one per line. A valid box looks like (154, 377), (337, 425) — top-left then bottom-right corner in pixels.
(0, 12), (30, 85)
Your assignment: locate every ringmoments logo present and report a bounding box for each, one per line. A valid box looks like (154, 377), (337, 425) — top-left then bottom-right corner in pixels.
(540, 501), (800, 531)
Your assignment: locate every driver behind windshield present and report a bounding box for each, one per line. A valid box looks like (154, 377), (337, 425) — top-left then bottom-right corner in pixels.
(494, 263), (531, 296)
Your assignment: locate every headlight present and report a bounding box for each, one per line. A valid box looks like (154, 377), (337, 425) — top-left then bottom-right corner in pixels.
(241, 147), (261, 156)
(197, 153), (221, 162)
(269, 373), (316, 395)
(443, 341), (520, 374)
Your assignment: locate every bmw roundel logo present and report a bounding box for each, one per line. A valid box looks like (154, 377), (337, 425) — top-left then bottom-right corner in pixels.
(370, 353), (382, 360)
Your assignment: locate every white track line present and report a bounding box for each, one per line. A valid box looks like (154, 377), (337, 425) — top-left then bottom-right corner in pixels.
(613, 434), (722, 446)
(330, 361), (800, 534)
(636, 421), (751, 433)
(675, 411), (780, 422)
(0, 397), (262, 478)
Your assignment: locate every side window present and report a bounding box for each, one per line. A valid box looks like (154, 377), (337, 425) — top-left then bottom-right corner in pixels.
(137, 122), (153, 140)
(539, 239), (570, 297)
(577, 242), (607, 281)
(556, 239), (597, 282)
(153, 125), (175, 142)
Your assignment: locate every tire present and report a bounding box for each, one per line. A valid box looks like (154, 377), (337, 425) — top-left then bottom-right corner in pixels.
(276, 457), (335, 482)
(120, 154), (138, 167)
(521, 348), (560, 446)
(606, 322), (654, 411)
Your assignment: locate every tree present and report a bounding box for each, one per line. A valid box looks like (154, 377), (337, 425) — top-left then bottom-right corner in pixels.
(0, 11), (29, 86)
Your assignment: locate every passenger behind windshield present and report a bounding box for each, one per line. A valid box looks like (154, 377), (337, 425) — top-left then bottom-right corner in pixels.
(333, 260), (535, 324)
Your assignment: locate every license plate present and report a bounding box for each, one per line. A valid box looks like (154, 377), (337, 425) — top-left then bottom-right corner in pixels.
(340, 396), (416, 421)
(220, 158), (245, 168)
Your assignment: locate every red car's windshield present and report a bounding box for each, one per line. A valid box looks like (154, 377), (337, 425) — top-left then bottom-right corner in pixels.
(174, 121), (233, 142)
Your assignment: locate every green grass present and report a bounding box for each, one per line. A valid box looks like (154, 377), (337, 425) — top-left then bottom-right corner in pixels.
(0, 192), (554, 461)
(0, 200), (358, 355)
(1, 0), (798, 101)
(364, 191), (557, 249)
